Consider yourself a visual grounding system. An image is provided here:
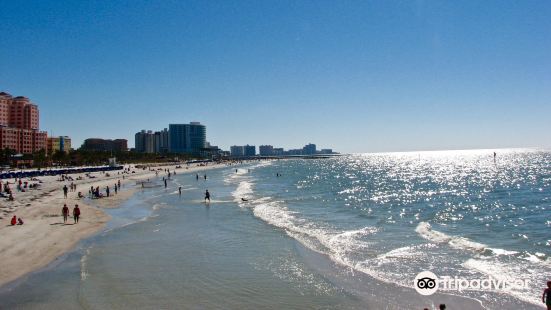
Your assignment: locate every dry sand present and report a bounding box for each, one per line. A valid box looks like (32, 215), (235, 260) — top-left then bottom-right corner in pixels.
(0, 162), (229, 287)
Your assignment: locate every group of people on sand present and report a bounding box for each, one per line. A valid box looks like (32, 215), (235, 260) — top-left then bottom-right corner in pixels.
(10, 215), (23, 225)
(1, 178), (38, 199)
(89, 184), (119, 199)
(1, 181), (14, 200)
(62, 204), (80, 224)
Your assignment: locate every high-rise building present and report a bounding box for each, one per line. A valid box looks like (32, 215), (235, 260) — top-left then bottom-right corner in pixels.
(135, 130), (146, 153)
(168, 122), (206, 155)
(302, 143), (316, 155)
(47, 136), (72, 154)
(273, 148), (284, 155)
(259, 145), (274, 156)
(230, 145), (256, 157)
(230, 145), (244, 157)
(144, 130), (155, 153)
(135, 130), (155, 153)
(0, 92), (47, 154)
(154, 128), (169, 153)
(136, 129), (169, 154)
(244, 145), (256, 156)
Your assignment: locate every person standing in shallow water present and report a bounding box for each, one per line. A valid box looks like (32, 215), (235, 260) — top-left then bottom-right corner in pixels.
(204, 190), (210, 202)
(178, 186), (182, 196)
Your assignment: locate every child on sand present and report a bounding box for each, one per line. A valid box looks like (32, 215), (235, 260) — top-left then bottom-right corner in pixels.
(10, 215), (16, 225)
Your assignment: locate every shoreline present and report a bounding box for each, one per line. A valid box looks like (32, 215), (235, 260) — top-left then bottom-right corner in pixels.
(0, 161), (235, 288)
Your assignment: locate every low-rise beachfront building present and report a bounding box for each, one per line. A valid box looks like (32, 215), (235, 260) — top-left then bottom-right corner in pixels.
(287, 149), (303, 155)
(47, 136), (71, 154)
(81, 138), (128, 152)
(168, 122), (206, 155)
(0, 92), (47, 154)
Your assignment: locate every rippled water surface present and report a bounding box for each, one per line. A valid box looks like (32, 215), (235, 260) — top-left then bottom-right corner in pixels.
(236, 149), (550, 308)
(1, 149), (549, 309)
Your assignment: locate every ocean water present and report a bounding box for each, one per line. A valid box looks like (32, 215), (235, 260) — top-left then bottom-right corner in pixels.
(1, 149), (549, 309)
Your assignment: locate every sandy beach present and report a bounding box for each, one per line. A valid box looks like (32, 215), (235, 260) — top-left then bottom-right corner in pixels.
(0, 162), (229, 288)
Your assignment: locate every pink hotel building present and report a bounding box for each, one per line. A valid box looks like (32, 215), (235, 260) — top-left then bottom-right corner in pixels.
(0, 92), (47, 154)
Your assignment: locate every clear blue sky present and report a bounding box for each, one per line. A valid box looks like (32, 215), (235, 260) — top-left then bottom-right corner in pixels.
(1, 1), (550, 153)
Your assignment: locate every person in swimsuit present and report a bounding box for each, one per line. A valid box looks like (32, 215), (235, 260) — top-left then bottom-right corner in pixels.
(204, 190), (210, 202)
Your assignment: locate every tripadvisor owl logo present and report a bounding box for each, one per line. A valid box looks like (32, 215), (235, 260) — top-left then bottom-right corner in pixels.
(414, 271), (439, 295)
(413, 271), (530, 295)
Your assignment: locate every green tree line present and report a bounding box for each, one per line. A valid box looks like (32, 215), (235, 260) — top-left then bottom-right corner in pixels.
(1, 148), (197, 168)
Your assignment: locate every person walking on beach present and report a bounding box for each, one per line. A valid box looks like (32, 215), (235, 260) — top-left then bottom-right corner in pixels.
(106, 186), (110, 197)
(114, 183), (118, 195)
(204, 190), (210, 202)
(63, 185), (68, 198)
(62, 204), (69, 223)
(73, 204), (81, 224)
(543, 281), (551, 309)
